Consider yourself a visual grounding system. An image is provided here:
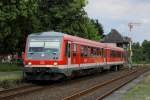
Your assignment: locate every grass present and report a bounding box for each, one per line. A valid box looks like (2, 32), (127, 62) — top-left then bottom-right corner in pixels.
(123, 74), (150, 100)
(0, 71), (23, 89)
(0, 63), (22, 72)
(0, 63), (24, 89)
(0, 71), (22, 81)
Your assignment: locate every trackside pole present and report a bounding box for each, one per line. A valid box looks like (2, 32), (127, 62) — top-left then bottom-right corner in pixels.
(128, 40), (132, 70)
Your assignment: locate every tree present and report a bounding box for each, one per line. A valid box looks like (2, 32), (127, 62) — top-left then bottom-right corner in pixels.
(132, 40), (150, 64)
(91, 19), (104, 38)
(0, 0), (38, 54)
(132, 42), (143, 63)
(37, 0), (101, 40)
(142, 40), (150, 63)
(0, 0), (104, 54)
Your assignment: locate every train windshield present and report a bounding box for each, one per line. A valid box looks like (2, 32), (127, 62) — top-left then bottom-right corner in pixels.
(27, 36), (61, 59)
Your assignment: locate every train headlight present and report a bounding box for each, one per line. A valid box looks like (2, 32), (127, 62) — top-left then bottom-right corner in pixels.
(53, 62), (58, 66)
(28, 62), (32, 65)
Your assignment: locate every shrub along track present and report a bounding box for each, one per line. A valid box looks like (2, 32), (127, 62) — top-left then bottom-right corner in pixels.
(0, 67), (148, 100)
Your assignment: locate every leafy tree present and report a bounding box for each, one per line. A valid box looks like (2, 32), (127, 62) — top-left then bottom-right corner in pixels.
(0, 0), (38, 54)
(91, 19), (104, 38)
(132, 42), (143, 63)
(0, 0), (104, 54)
(37, 0), (101, 40)
(132, 40), (150, 64)
(142, 40), (150, 63)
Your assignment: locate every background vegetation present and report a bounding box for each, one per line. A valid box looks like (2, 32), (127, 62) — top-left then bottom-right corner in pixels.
(0, 63), (22, 71)
(0, 0), (104, 55)
(132, 40), (150, 64)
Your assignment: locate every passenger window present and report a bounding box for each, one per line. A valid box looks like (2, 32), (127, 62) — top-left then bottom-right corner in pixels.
(84, 46), (88, 57)
(73, 44), (77, 56)
(80, 45), (84, 57)
(102, 49), (105, 57)
(65, 42), (71, 57)
(88, 47), (91, 57)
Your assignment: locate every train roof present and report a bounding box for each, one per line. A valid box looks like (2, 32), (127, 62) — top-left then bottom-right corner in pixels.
(29, 31), (124, 51)
(63, 33), (106, 48)
(104, 43), (124, 51)
(28, 31), (63, 37)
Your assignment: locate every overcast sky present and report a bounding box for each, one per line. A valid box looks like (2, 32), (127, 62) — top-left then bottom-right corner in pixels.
(85, 0), (150, 43)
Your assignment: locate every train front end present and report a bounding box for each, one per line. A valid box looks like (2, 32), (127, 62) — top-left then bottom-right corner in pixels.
(23, 32), (66, 81)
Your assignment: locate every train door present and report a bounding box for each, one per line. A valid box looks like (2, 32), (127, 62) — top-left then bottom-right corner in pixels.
(72, 43), (77, 64)
(67, 41), (71, 67)
(103, 48), (106, 63)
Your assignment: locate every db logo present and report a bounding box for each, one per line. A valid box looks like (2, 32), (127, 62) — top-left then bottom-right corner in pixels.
(40, 61), (45, 64)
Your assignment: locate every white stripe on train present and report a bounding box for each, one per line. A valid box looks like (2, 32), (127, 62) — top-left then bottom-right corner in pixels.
(25, 61), (125, 69)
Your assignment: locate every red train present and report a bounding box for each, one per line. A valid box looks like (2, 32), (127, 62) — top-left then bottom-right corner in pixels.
(23, 32), (126, 80)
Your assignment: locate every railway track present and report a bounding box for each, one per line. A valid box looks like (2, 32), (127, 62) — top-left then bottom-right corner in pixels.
(0, 84), (45, 100)
(62, 67), (150, 100)
(0, 68), (127, 100)
(0, 67), (149, 100)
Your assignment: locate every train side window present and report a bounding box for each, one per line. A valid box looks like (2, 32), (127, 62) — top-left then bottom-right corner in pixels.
(91, 47), (93, 56)
(109, 50), (111, 58)
(80, 45), (84, 57)
(93, 48), (96, 56)
(102, 48), (104, 57)
(65, 42), (71, 57)
(112, 51), (115, 57)
(88, 47), (91, 57)
(97, 48), (99, 57)
(100, 48), (102, 57)
(99, 48), (102, 57)
(84, 46), (88, 57)
(73, 44), (77, 56)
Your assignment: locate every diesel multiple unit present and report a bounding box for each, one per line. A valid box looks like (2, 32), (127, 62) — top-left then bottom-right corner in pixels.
(23, 32), (125, 80)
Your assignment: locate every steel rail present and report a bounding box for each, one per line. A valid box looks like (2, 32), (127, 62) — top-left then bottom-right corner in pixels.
(0, 84), (44, 100)
(62, 68), (148, 100)
(96, 68), (150, 100)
